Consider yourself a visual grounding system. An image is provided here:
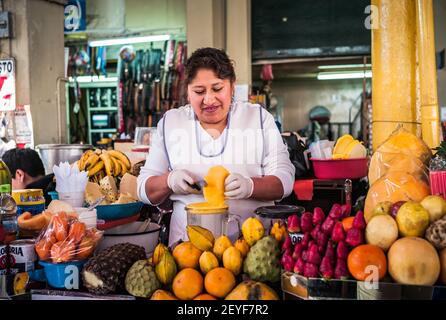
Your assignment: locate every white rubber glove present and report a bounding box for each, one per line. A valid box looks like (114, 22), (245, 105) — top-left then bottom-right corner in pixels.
(224, 173), (254, 200)
(167, 169), (201, 195)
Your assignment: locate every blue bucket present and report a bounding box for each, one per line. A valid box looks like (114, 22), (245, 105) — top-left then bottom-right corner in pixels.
(39, 260), (86, 289)
(17, 203), (46, 215)
(48, 191), (59, 201)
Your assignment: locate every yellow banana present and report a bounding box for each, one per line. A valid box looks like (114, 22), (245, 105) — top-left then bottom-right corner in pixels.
(95, 148), (102, 155)
(99, 152), (114, 176)
(87, 161), (105, 177)
(85, 153), (100, 170)
(111, 156), (121, 176)
(77, 160), (84, 171)
(107, 150), (131, 170)
(78, 150), (93, 171)
(119, 159), (128, 176)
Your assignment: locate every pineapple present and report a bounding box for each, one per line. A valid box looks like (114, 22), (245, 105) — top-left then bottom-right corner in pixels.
(82, 243), (146, 295)
(430, 141), (446, 171)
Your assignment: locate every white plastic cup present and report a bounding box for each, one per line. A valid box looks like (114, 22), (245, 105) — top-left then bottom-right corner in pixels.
(58, 191), (85, 208)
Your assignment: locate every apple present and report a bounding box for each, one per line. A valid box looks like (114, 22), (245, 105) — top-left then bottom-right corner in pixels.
(390, 201), (406, 219)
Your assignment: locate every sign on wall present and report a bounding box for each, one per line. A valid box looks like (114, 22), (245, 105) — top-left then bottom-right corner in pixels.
(14, 105), (34, 148)
(64, 0), (86, 33)
(0, 58), (16, 112)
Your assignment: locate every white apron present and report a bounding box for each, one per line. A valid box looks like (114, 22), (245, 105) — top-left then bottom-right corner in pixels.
(162, 102), (273, 245)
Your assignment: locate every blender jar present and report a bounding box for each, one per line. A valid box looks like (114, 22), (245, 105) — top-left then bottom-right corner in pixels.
(186, 203), (241, 240)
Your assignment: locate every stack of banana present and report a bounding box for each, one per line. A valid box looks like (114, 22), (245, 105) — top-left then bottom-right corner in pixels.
(78, 149), (131, 183)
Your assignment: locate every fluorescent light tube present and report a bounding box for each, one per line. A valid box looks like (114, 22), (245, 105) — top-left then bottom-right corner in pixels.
(89, 34), (170, 47)
(317, 70), (372, 80)
(318, 64), (372, 70)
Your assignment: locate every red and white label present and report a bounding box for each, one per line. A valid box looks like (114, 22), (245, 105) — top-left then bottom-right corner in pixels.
(0, 59), (15, 111)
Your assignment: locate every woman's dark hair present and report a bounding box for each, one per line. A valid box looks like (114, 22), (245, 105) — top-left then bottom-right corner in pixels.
(185, 47), (236, 84)
(2, 148), (45, 178)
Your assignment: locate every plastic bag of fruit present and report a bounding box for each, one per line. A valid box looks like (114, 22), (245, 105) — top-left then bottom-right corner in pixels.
(368, 127), (432, 186)
(34, 212), (103, 263)
(364, 171), (431, 222)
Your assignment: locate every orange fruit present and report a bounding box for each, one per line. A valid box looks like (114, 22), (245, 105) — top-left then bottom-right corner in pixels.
(172, 241), (202, 269)
(194, 294), (217, 300)
(341, 217), (355, 232)
(172, 268), (203, 300)
(347, 244), (387, 281)
(204, 267), (236, 298)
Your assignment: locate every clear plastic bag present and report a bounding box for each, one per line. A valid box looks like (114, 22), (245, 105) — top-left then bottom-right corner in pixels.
(368, 127), (432, 185)
(368, 152), (429, 185)
(35, 212), (103, 263)
(364, 171), (431, 221)
(309, 140), (334, 159)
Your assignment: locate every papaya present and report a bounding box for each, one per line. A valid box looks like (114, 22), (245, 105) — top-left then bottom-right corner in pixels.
(203, 166), (230, 206)
(68, 222), (86, 244)
(17, 211), (52, 231)
(52, 212), (69, 242)
(13, 272), (29, 295)
(225, 280), (279, 300)
(75, 236), (95, 260)
(35, 238), (54, 261)
(50, 241), (76, 263)
(194, 294), (217, 300)
(150, 289), (178, 300)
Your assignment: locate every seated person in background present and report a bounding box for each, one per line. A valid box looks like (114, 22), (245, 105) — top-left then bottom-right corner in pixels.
(2, 148), (56, 205)
(298, 105), (332, 144)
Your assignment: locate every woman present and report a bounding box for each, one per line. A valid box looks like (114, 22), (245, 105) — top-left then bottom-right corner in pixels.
(137, 47), (295, 245)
